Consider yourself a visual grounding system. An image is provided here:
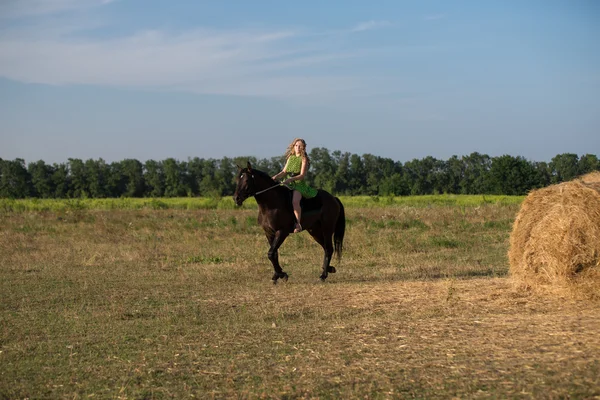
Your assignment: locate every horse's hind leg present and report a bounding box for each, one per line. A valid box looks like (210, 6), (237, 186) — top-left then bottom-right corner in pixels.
(266, 230), (289, 283)
(309, 228), (335, 281)
(320, 235), (335, 281)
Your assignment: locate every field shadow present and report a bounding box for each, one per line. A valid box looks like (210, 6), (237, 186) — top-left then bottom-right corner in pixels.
(334, 266), (508, 285)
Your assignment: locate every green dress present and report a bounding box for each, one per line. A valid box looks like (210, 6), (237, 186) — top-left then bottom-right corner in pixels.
(285, 155), (318, 198)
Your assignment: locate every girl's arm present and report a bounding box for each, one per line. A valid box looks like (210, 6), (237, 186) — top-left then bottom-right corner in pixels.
(283, 157), (308, 185)
(272, 158), (290, 180)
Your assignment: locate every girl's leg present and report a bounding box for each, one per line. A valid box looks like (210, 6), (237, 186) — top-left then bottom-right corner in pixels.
(292, 190), (302, 232)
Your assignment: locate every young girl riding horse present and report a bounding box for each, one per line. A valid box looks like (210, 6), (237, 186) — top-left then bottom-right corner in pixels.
(271, 138), (318, 233)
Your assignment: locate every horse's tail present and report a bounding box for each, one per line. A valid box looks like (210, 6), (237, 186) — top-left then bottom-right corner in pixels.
(333, 197), (345, 263)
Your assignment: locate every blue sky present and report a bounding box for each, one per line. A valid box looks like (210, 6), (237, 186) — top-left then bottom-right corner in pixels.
(1, 0), (598, 164)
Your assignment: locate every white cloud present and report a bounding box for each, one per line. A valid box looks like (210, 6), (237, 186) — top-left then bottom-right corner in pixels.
(0, 5), (404, 99)
(351, 20), (391, 32)
(0, 26), (371, 97)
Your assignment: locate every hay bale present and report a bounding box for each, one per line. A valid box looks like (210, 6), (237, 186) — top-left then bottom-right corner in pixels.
(579, 171), (600, 183)
(579, 171), (600, 192)
(508, 174), (600, 298)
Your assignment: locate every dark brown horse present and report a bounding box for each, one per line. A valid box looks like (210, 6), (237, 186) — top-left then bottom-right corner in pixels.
(233, 162), (345, 283)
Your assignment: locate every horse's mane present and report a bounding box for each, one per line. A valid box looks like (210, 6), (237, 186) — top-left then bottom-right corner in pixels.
(250, 168), (275, 183)
(249, 167), (289, 197)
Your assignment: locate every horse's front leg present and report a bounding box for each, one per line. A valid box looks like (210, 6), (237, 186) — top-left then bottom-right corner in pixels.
(266, 229), (289, 283)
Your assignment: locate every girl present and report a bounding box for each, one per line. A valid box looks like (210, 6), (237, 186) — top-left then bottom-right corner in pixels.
(272, 138), (318, 233)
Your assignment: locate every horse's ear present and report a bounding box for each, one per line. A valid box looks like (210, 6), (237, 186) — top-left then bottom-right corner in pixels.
(247, 161), (252, 171)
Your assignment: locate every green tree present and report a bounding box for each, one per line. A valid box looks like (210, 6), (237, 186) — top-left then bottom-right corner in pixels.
(163, 158), (187, 197)
(376, 158), (405, 196)
(187, 157), (205, 196)
(28, 160), (56, 198)
(578, 154), (599, 175)
(362, 154), (384, 195)
(550, 153), (579, 183)
(348, 154), (366, 195)
(0, 158), (32, 198)
(403, 157), (440, 195)
(68, 158), (89, 198)
(121, 159), (145, 197)
(442, 155), (464, 194)
(106, 162), (125, 197)
(144, 160), (165, 197)
(51, 163), (70, 198)
(532, 161), (551, 189)
(309, 147), (335, 193)
(429, 157), (448, 195)
(85, 159), (109, 198)
(461, 152), (492, 194)
(332, 151), (350, 194)
(388, 172), (410, 196)
(196, 159), (218, 197)
(489, 155), (537, 195)
(266, 156), (286, 176)
(401, 159), (420, 195)
(215, 157), (236, 196)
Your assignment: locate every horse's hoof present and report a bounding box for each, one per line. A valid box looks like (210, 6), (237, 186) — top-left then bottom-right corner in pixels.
(327, 266), (336, 273)
(272, 272), (288, 283)
(320, 274), (328, 281)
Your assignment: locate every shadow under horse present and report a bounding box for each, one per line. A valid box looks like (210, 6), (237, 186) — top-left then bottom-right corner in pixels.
(233, 162), (346, 283)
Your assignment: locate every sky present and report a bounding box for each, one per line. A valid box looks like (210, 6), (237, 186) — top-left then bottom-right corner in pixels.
(0, 0), (598, 165)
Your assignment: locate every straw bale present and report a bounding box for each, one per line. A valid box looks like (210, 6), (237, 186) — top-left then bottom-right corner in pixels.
(579, 171), (600, 183)
(580, 171), (600, 192)
(508, 174), (600, 298)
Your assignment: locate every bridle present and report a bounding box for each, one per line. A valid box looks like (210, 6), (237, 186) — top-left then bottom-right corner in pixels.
(241, 170), (290, 197)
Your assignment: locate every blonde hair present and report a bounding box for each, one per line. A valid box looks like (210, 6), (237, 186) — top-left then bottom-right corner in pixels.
(284, 138), (311, 166)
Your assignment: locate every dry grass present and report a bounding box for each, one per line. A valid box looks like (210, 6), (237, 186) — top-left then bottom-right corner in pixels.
(509, 174), (600, 299)
(1, 204), (599, 399)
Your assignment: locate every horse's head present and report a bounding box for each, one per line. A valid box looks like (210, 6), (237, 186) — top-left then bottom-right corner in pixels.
(233, 162), (257, 206)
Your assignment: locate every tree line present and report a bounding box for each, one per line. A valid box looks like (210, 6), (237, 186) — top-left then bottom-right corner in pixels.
(1, 150), (598, 199)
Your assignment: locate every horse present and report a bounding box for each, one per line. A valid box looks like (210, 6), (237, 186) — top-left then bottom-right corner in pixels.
(233, 162), (345, 283)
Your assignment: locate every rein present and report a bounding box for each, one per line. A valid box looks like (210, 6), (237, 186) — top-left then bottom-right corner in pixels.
(254, 182), (290, 196)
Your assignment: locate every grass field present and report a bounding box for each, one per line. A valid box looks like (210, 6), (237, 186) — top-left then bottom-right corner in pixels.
(0, 194), (523, 212)
(1, 197), (599, 399)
